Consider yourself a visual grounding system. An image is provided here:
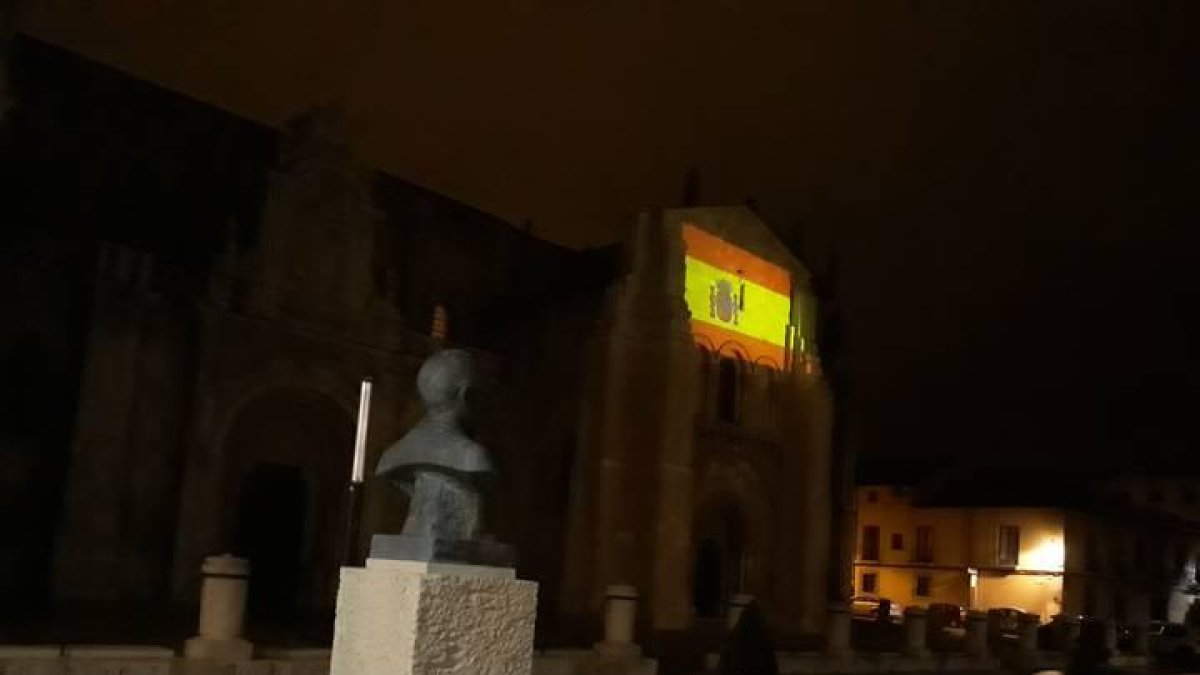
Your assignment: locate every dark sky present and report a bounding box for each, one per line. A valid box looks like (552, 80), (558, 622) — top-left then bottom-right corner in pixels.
(17, 0), (1200, 467)
(826, 3), (1199, 467)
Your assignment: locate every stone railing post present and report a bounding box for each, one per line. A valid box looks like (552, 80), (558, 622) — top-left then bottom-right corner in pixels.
(825, 602), (852, 657)
(1129, 592), (1150, 654)
(903, 606), (929, 657)
(727, 593), (755, 630)
(1018, 612), (1040, 656)
(1101, 617), (1117, 653)
(595, 584), (641, 657)
(965, 610), (989, 660)
(184, 554), (252, 660)
(1130, 622), (1149, 655)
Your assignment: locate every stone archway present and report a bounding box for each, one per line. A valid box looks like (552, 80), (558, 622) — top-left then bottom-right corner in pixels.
(693, 458), (773, 618)
(693, 497), (747, 618)
(218, 387), (354, 624)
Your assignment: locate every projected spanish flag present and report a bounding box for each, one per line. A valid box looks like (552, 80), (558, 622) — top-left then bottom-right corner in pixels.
(682, 224), (792, 368)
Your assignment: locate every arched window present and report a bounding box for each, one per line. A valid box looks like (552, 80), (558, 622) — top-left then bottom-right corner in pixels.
(717, 357), (739, 424)
(431, 304), (449, 341)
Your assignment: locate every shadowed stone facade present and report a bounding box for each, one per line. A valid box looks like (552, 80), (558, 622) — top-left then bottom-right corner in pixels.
(0, 35), (835, 650)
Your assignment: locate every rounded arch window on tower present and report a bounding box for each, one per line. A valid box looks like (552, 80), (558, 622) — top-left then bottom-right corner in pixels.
(717, 355), (741, 424)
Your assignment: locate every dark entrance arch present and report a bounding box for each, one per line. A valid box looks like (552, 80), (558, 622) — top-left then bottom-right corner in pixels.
(693, 500), (747, 619)
(220, 387), (354, 629)
(233, 462), (308, 619)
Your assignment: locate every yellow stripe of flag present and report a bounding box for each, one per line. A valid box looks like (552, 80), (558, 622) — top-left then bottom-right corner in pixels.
(684, 256), (791, 348)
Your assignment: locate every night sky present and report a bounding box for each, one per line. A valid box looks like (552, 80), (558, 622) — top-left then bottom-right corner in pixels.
(15, 1), (1200, 469)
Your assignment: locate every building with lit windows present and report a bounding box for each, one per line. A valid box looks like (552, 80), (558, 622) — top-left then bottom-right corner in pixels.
(854, 479), (1200, 625)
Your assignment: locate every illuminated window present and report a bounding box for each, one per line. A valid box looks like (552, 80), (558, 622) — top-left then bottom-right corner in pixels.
(861, 572), (878, 594)
(431, 304), (449, 341)
(862, 526), (881, 561)
(891, 533), (904, 551)
(915, 526), (934, 563)
(915, 575), (931, 598)
(997, 526), (1020, 567)
(717, 357), (738, 423)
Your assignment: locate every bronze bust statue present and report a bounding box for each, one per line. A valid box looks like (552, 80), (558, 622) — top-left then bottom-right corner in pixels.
(372, 349), (512, 565)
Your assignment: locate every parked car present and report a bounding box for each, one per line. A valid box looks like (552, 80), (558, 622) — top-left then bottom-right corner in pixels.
(927, 603), (967, 637)
(851, 596), (903, 622)
(987, 607), (1025, 641)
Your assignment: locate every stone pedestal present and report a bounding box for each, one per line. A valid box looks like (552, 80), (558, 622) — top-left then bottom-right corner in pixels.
(727, 594), (755, 630)
(1129, 592), (1151, 655)
(595, 585), (641, 657)
(824, 602), (852, 657)
(903, 607), (929, 657)
(965, 610), (989, 660)
(184, 555), (253, 660)
(331, 558), (538, 675)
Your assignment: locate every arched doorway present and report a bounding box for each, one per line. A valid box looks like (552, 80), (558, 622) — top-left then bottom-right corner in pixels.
(693, 500), (747, 619)
(219, 387), (353, 629)
(233, 462), (307, 618)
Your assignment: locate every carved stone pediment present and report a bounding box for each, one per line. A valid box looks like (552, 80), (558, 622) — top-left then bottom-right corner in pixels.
(247, 103), (382, 326)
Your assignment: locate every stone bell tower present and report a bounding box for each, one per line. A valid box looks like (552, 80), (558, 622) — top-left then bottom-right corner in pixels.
(246, 104), (381, 327)
(561, 210), (702, 634)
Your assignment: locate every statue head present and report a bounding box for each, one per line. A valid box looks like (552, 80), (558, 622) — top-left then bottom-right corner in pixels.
(416, 349), (480, 430)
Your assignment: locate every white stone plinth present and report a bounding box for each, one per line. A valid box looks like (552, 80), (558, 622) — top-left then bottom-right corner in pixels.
(965, 610), (989, 660)
(185, 555), (253, 660)
(1017, 613), (1040, 656)
(595, 584), (640, 657)
(902, 607), (928, 657)
(727, 594), (754, 630)
(824, 602), (851, 657)
(331, 558), (538, 675)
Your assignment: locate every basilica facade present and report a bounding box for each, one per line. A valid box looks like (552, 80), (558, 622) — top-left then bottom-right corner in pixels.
(0, 35), (835, 648)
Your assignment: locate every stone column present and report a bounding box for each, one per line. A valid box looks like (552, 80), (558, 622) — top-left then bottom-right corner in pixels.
(825, 602), (852, 657)
(965, 610), (989, 660)
(727, 593), (755, 630)
(184, 555), (252, 660)
(1018, 612), (1040, 657)
(903, 606), (929, 657)
(595, 584), (641, 657)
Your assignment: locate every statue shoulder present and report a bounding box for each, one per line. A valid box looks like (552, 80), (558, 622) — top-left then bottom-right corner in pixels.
(449, 435), (492, 473)
(374, 424), (492, 476)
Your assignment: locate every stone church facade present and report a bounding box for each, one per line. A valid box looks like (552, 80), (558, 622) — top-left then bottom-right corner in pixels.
(0, 35), (834, 647)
